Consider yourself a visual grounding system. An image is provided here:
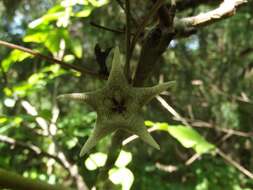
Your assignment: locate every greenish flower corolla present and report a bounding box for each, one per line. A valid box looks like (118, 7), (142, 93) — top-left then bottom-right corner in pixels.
(58, 47), (173, 156)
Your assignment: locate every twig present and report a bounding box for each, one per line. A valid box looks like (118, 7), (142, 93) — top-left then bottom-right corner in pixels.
(217, 149), (253, 180)
(188, 120), (253, 138)
(156, 96), (190, 126)
(156, 96), (253, 180)
(115, 0), (138, 26)
(115, 0), (125, 10)
(156, 96), (253, 138)
(0, 168), (74, 190)
(0, 134), (66, 170)
(185, 153), (200, 166)
(20, 98), (89, 190)
(50, 81), (89, 190)
(155, 162), (178, 173)
(176, 0), (247, 28)
(123, 126), (157, 145)
(0, 40), (102, 78)
(129, 0), (165, 59)
(90, 21), (126, 35)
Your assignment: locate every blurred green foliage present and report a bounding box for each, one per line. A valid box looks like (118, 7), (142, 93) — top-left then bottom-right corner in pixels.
(0, 0), (253, 190)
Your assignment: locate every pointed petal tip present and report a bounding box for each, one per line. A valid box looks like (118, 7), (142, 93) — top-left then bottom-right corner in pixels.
(164, 81), (176, 86)
(160, 81), (175, 89)
(150, 140), (160, 150)
(79, 148), (88, 157)
(114, 46), (120, 53)
(154, 81), (175, 95)
(79, 139), (95, 157)
(56, 94), (65, 100)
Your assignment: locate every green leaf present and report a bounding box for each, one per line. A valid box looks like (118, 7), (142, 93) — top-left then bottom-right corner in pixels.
(109, 167), (134, 190)
(1, 50), (32, 72)
(24, 28), (70, 53)
(0, 117), (7, 124)
(155, 122), (216, 154)
(75, 8), (92, 17)
(61, 0), (89, 7)
(66, 137), (78, 149)
(85, 152), (107, 170)
(70, 39), (83, 58)
(169, 126), (215, 154)
(88, 0), (109, 7)
(28, 6), (65, 28)
(144, 120), (154, 127)
(115, 151), (132, 168)
(23, 30), (48, 43)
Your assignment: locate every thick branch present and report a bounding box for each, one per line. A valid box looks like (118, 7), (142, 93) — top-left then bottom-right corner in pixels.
(133, 27), (174, 86)
(175, 0), (247, 29)
(129, 0), (165, 60)
(133, 1), (175, 86)
(0, 168), (73, 190)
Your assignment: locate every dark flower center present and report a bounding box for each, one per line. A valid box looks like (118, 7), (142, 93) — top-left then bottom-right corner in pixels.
(111, 97), (126, 114)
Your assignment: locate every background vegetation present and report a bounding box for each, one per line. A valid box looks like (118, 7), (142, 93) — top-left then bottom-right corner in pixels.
(0, 0), (253, 189)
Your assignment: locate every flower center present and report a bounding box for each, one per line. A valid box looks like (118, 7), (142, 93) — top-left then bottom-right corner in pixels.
(111, 97), (126, 114)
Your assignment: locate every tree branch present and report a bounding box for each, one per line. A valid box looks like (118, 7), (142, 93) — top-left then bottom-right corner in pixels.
(0, 168), (74, 190)
(155, 96), (253, 180)
(0, 134), (67, 168)
(0, 40), (103, 79)
(217, 149), (253, 180)
(129, 0), (165, 61)
(115, 0), (138, 26)
(157, 96), (253, 138)
(90, 22), (127, 35)
(175, 0), (247, 29)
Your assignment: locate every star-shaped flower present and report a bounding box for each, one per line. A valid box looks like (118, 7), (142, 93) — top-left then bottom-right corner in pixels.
(58, 47), (173, 156)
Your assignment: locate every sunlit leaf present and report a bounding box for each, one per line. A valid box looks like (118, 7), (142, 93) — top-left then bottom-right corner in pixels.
(0, 117), (7, 124)
(24, 28), (70, 53)
(85, 152), (107, 170)
(75, 8), (92, 17)
(3, 88), (12, 96)
(154, 122), (216, 154)
(63, 54), (75, 63)
(70, 39), (83, 58)
(3, 98), (16, 108)
(28, 6), (65, 28)
(1, 50), (32, 72)
(115, 150), (132, 168)
(66, 137), (78, 149)
(88, 0), (109, 7)
(28, 73), (45, 85)
(61, 0), (89, 7)
(144, 120), (154, 127)
(109, 167), (134, 190)
(23, 31), (48, 43)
